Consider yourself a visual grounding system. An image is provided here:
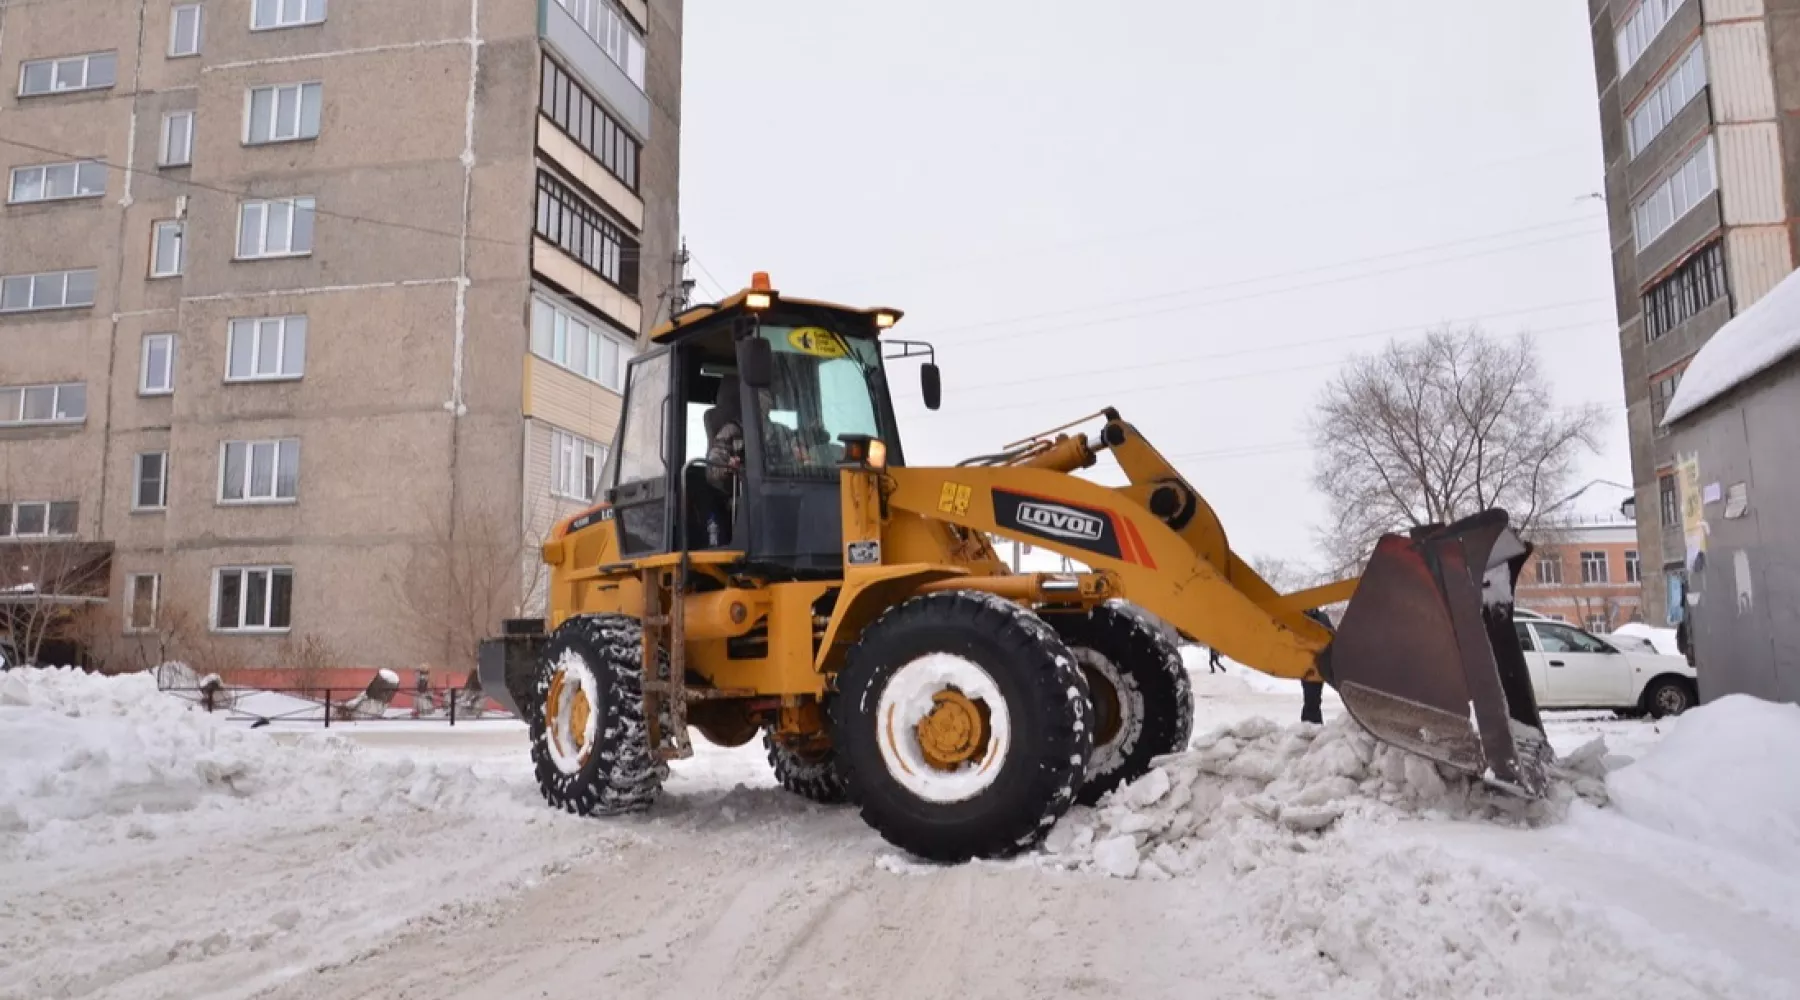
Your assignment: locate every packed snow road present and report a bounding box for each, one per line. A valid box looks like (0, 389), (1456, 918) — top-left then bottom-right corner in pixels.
(2, 664), (1797, 1000)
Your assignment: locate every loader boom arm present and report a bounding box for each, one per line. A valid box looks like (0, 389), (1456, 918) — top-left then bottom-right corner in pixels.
(882, 411), (1348, 680)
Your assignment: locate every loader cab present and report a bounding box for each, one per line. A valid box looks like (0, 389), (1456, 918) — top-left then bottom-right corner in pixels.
(601, 282), (933, 577)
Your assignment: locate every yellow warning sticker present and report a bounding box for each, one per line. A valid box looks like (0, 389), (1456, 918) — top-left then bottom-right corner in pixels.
(937, 481), (973, 516)
(787, 327), (850, 359)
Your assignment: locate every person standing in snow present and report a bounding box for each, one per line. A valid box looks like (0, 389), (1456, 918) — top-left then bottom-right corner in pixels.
(1207, 647), (1225, 673)
(1300, 608), (1331, 725)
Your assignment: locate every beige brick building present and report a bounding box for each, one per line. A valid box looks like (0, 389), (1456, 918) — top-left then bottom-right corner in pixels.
(0, 0), (684, 672)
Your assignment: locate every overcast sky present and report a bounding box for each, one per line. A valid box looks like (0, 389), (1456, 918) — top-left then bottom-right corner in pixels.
(679, 0), (1626, 569)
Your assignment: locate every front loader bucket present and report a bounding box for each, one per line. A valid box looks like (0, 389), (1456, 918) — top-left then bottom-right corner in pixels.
(1320, 509), (1552, 797)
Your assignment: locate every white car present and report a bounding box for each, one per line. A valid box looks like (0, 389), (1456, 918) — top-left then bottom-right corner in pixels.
(1513, 617), (1697, 717)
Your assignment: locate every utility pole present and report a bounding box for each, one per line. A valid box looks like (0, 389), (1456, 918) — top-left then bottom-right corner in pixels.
(668, 239), (696, 317)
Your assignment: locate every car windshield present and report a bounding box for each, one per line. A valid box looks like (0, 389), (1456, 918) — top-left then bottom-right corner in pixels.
(754, 323), (890, 480)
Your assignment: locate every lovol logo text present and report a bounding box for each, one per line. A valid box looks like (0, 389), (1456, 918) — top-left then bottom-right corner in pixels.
(1016, 502), (1105, 541)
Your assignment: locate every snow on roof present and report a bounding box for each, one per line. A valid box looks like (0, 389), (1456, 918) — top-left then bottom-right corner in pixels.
(1663, 265), (1800, 426)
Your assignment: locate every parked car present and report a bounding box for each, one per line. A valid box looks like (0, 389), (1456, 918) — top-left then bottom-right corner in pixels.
(1513, 608), (1553, 622)
(1513, 616), (1697, 717)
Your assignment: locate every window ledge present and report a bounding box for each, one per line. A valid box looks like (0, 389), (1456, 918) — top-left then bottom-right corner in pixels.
(6, 193), (108, 207)
(139, 389), (174, 398)
(0, 305), (96, 317)
(149, 272), (182, 281)
(16, 86), (115, 99)
(224, 374), (303, 384)
(233, 252), (313, 262)
(250, 22), (325, 33)
(217, 498), (299, 507)
(129, 506), (168, 515)
(0, 419), (87, 428)
(243, 136), (321, 149)
(210, 627), (293, 635)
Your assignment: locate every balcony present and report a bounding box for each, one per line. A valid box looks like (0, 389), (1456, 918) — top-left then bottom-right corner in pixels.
(538, 0), (651, 140)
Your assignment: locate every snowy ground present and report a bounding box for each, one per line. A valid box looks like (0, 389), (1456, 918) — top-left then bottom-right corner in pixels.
(3, 661), (1797, 1000)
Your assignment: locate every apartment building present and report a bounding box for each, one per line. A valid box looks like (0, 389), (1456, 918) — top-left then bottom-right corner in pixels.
(1585, 0), (1799, 625)
(0, 0), (684, 671)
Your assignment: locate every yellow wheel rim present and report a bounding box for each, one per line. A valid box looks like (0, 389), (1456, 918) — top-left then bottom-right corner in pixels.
(545, 668), (593, 770)
(914, 688), (992, 771)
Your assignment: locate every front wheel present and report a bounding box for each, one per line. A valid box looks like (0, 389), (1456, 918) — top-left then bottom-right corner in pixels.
(831, 591), (1093, 863)
(1643, 676), (1696, 719)
(529, 615), (663, 815)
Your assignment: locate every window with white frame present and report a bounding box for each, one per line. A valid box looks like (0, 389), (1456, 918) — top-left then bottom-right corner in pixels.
(0, 501), (78, 538)
(550, 428), (606, 501)
(1628, 43), (1706, 158)
(135, 452), (169, 511)
(213, 566), (293, 632)
(554, 0), (645, 89)
(126, 573), (160, 632)
(1625, 550), (1641, 583)
(245, 83), (322, 144)
(226, 316), (306, 380)
(18, 52), (117, 96)
(1633, 137), (1716, 251)
(1615, 0), (1680, 74)
(170, 4), (204, 57)
(141, 334), (175, 395)
(1580, 551), (1610, 584)
(1585, 614), (1609, 634)
(252, 0), (326, 30)
(530, 295), (632, 391)
(8, 160), (107, 204)
(0, 382), (86, 425)
(236, 197), (315, 258)
(151, 221), (184, 277)
(161, 111), (194, 167)
(1536, 557), (1563, 585)
(0, 269), (97, 312)
(219, 439), (300, 502)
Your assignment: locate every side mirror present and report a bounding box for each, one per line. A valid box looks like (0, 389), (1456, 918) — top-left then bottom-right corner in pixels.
(921, 362), (942, 411)
(737, 336), (773, 389)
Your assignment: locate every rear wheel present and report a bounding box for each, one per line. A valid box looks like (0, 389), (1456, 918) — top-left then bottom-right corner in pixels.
(831, 591), (1093, 862)
(1643, 676), (1696, 719)
(763, 730), (848, 804)
(1050, 603), (1194, 804)
(530, 615), (662, 815)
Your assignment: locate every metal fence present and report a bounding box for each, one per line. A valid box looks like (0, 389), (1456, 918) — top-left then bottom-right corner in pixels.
(159, 682), (518, 728)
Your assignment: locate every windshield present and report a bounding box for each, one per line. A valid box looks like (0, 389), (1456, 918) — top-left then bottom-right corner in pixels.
(754, 324), (890, 480)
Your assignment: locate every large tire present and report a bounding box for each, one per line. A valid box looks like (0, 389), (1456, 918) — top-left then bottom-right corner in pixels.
(763, 731), (849, 804)
(832, 590), (1094, 863)
(1050, 602), (1194, 805)
(530, 615), (663, 815)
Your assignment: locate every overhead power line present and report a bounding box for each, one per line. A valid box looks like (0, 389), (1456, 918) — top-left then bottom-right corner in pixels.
(931, 226), (1608, 351)
(899, 318), (1614, 421)
(947, 296), (1610, 395)
(0, 133), (658, 259)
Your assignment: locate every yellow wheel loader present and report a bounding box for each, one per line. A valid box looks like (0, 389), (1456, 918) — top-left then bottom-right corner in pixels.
(479, 275), (1551, 862)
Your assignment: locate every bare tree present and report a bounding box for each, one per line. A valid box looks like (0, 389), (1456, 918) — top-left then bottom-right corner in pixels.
(387, 493), (550, 675)
(0, 535), (110, 665)
(1249, 554), (1325, 593)
(1309, 327), (1605, 573)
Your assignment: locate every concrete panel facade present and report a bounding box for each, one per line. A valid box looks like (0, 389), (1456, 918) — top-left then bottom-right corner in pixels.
(1590, 0), (1799, 624)
(0, 0), (684, 672)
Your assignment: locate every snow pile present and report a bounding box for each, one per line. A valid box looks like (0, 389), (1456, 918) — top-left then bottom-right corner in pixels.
(1045, 714), (1611, 879)
(1607, 694), (1800, 869)
(0, 667), (535, 860)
